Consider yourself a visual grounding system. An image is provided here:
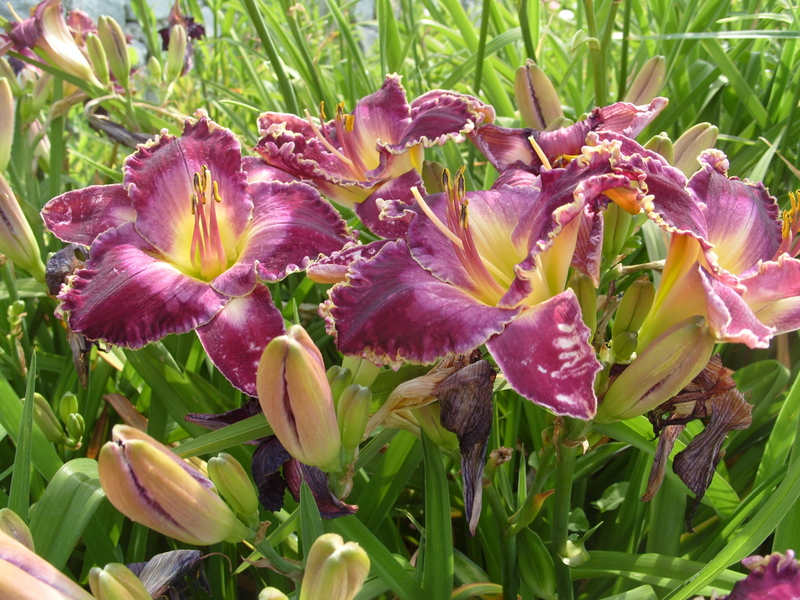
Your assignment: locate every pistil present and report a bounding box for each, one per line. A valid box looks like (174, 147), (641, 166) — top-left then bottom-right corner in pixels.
(190, 165), (228, 280)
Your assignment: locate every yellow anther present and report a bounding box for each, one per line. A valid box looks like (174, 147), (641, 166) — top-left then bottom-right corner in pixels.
(190, 193), (197, 214)
(319, 101), (326, 121)
(213, 180), (222, 203)
(782, 190), (800, 239)
(345, 114), (355, 132)
(528, 134), (552, 170)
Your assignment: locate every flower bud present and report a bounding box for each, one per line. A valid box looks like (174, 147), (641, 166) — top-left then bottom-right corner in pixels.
(58, 392), (79, 425)
(327, 366), (353, 404)
(0, 173), (46, 282)
(147, 56), (163, 83)
(515, 59), (563, 130)
(673, 123), (718, 175)
(341, 355), (381, 387)
(0, 60), (22, 96)
(336, 384), (372, 451)
(207, 452), (260, 527)
(0, 508), (34, 552)
(98, 16), (130, 92)
(88, 563), (150, 600)
(610, 331), (638, 363)
(257, 325), (342, 472)
(31, 74), (53, 116)
(624, 56), (666, 105)
(17, 93), (34, 125)
(644, 133), (674, 165)
(259, 588), (290, 600)
(85, 33), (110, 87)
(0, 530), (94, 600)
(413, 403), (459, 449)
(66, 413), (84, 446)
(299, 534), (370, 600)
(165, 23), (187, 84)
(602, 202), (633, 262)
(597, 316), (715, 422)
(0, 78), (14, 172)
(98, 425), (253, 545)
(31, 393), (68, 445)
(568, 273), (597, 337)
(611, 276), (655, 338)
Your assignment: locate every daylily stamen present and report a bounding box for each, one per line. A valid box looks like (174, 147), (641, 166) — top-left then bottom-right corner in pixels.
(303, 109), (358, 173)
(528, 135), (552, 171)
(190, 165), (228, 280)
(332, 103), (370, 176)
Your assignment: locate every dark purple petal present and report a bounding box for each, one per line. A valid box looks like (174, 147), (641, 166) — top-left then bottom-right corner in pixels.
(699, 267), (774, 348)
(186, 398), (263, 432)
(196, 284), (286, 396)
(355, 169), (424, 239)
(60, 223), (227, 348)
(252, 436), (292, 512)
(486, 290), (600, 419)
(124, 117), (252, 266)
(42, 184), (135, 245)
(689, 150), (781, 275)
(7, 15), (41, 49)
(469, 123), (539, 172)
(245, 180), (352, 283)
(284, 460), (357, 519)
(325, 240), (521, 367)
(741, 257), (800, 335)
(724, 551), (800, 600)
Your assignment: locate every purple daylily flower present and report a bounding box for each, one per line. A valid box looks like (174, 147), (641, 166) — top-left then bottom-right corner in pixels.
(638, 150), (800, 351)
(720, 550), (800, 600)
(42, 114), (353, 395)
(255, 74), (494, 237)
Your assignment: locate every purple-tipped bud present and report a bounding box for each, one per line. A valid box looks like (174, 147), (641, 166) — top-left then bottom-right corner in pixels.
(257, 325), (342, 472)
(88, 563), (150, 600)
(0, 530), (94, 599)
(514, 60), (563, 130)
(98, 425), (253, 545)
(597, 316), (715, 422)
(97, 16), (130, 92)
(624, 56), (666, 105)
(299, 534), (370, 600)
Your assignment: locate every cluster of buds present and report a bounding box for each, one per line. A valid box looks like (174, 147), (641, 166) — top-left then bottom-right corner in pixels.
(30, 392), (83, 449)
(98, 425), (256, 545)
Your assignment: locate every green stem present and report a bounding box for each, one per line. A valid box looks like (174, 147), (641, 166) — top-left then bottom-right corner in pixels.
(1, 263), (31, 360)
(240, 0), (298, 114)
(582, 0), (605, 106)
(552, 443), (577, 600)
(254, 537), (303, 575)
(485, 484), (518, 600)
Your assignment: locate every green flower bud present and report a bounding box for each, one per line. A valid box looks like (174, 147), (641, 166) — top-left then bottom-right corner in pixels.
(299, 534), (370, 600)
(602, 202), (633, 262)
(0, 60), (22, 96)
(66, 413), (84, 446)
(98, 425), (253, 545)
(0, 508), (35, 552)
(147, 56), (163, 83)
(89, 563), (150, 600)
(257, 325), (342, 472)
(327, 366), (353, 405)
(412, 403), (458, 450)
(31, 393), (67, 445)
(30, 74), (53, 118)
(336, 384), (372, 451)
(0, 78), (14, 172)
(644, 133), (674, 165)
(568, 273), (597, 337)
(17, 93), (34, 125)
(610, 331), (638, 363)
(207, 452), (260, 527)
(673, 123), (718, 176)
(624, 56), (666, 105)
(597, 317), (715, 422)
(341, 355), (381, 387)
(0, 173), (46, 282)
(165, 24), (187, 84)
(85, 33), (110, 87)
(258, 588), (290, 600)
(515, 59), (563, 130)
(0, 530), (94, 599)
(58, 392), (79, 425)
(612, 276), (655, 338)
(98, 16), (130, 92)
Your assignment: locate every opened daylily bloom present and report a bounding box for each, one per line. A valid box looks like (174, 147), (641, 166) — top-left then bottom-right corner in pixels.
(719, 551), (800, 600)
(255, 74), (494, 237)
(0, 530), (94, 600)
(42, 114), (352, 395)
(99, 425), (253, 545)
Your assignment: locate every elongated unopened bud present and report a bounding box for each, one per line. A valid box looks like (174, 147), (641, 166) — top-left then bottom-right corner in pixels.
(257, 325), (341, 471)
(165, 24), (187, 84)
(644, 133), (674, 165)
(0, 173), (46, 282)
(624, 56), (666, 105)
(327, 366), (353, 405)
(207, 452), (260, 527)
(673, 123), (718, 175)
(602, 202), (633, 262)
(597, 316), (715, 422)
(515, 60), (563, 130)
(612, 276), (655, 338)
(86, 33), (110, 87)
(337, 384), (371, 451)
(299, 534), (370, 600)
(0, 60), (22, 96)
(98, 16), (130, 92)
(0, 530), (94, 599)
(89, 563), (150, 600)
(98, 425), (253, 545)
(568, 273), (597, 337)
(0, 78), (13, 172)
(259, 588), (290, 600)
(147, 56), (163, 82)
(31, 393), (68, 445)
(58, 392), (79, 425)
